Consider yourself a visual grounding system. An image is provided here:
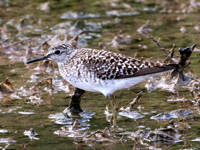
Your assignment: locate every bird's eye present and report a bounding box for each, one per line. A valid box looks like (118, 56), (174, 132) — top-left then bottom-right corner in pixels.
(55, 50), (60, 55)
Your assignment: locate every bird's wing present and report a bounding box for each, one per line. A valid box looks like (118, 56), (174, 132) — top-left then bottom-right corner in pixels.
(82, 49), (177, 80)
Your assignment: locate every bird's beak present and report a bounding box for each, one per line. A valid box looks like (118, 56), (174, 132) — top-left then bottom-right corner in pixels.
(26, 56), (48, 64)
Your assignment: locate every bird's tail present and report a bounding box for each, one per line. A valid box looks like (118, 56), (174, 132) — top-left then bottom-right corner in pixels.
(131, 64), (179, 77)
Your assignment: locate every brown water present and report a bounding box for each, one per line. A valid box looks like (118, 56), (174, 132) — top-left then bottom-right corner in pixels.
(1, 0), (200, 149)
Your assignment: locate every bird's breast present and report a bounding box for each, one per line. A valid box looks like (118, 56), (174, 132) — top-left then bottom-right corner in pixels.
(58, 63), (101, 92)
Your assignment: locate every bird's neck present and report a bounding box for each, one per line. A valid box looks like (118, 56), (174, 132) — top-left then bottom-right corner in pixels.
(57, 49), (78, 71)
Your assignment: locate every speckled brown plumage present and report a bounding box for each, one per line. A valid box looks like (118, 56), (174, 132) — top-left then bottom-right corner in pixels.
(66, 47), (174, 80)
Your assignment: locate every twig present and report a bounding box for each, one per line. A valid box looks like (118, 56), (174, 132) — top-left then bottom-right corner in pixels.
(142, 31), (176, 64)
(129, 91), (143, 110)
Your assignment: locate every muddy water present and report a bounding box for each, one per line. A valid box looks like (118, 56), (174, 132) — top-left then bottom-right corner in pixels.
(1, 0), (200, 149)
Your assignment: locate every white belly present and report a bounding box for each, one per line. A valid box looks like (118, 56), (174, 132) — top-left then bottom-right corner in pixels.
(67, 78), (100, 93)
(66, 73), (156, 97)
(94, 75), (154, 96)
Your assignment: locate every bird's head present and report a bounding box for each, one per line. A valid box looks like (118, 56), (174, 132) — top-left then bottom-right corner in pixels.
(26, 44), (75, 64)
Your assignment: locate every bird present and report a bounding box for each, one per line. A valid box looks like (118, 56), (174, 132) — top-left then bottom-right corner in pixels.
(26, 44), (178, 127)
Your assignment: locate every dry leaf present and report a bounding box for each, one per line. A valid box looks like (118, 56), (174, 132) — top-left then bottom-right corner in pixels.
(37, 1), (50, 13)
(0, 78), (14, 94)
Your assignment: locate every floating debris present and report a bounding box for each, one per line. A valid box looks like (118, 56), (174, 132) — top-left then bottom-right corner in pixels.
(28, 94), (44, 106)
(111, 30), (132, 48)
(145, 76), (178, 93)
(49, 113), (74, 125)
(7, 106), (22, 113)
(106, 10), (139, 17)
(0, 138), (16, 143)
(0, 78), (14, 95)
(19, 78), (54, 103)
(167, 97), (187, 102)
(60, 11), (100, 19)
(174, 119), (191, 131)
(33, 40), (50, 54)
(18, 111), (34, 115)
(117, 91), (144, 119)
(128, 91), (143, 110)
(83, 127), (116, 143)
(180, 26), (187, 33)
(53, 79), (72, 94)
(151, 109), (193, 120)
(130, 129), (148, 149)
(119, 111), (144, 119)
(49, 110), (95, 125)
(130, 127), (181, 149)
(37, 1), (50, 13)
(24, 128), (39, 140)
(54, 119), (90, 137)
(24, 43), (33, 63)
(10, 92), (21, 100)
(0, 129), (8, 133)
(192, 137), (200, 141)
(131, 129), (147, 140)
(147, 128), (177, 142)
(137, 21), (152, 35)
(34, 60), (54, 73)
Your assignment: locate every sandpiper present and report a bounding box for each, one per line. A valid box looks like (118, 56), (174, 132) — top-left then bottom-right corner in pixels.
(26, 44), (178, 126)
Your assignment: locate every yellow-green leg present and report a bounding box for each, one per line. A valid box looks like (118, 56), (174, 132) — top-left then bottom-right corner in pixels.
(108, 95), (118, 128)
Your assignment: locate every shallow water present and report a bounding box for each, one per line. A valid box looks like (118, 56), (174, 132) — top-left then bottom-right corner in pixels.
(1, 0), (200, 149)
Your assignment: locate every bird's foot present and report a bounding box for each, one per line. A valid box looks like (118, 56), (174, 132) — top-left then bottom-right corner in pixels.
(63, 106), (83, 117)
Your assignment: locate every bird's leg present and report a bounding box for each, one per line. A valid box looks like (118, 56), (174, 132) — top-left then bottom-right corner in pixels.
(108, 94), (118, 128)
(67, 88), (85, 114)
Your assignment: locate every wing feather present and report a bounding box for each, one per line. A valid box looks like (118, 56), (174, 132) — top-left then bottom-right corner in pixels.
(81, 49), (177, 80)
